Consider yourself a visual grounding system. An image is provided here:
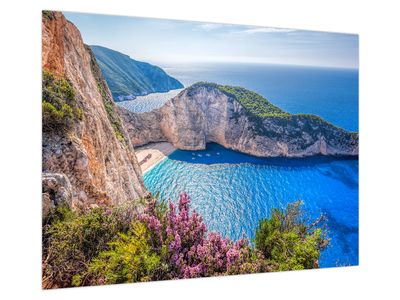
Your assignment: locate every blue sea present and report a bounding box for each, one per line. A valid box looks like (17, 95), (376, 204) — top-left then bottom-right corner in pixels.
(166, 62), (358, 132)
(142, 63), (359, 268)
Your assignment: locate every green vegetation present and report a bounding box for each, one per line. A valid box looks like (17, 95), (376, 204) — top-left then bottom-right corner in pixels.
(42, 70), (82, 132)
(42, 195), (328, 288)
(187, 82), (294, 136)
(90, 45), (183, 101)
(42, 10), (55, 20)
(254, 201), (328, 271)
(82, 221), (162, 284)
(188, 82), (290, 118)
(86, 45), (126, 142)
(42, 203), (139, 288)
(97, 78), (125, 142)
(187, 82), (358, 142)
(218, 85), (290, 117)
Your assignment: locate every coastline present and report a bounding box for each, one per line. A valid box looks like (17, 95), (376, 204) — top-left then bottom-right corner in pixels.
(135, 142), (176, 174)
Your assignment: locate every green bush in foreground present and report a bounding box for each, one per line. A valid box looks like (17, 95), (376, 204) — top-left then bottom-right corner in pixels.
(81, 221), (162, 285)
(42, 205), (134, 289)
(254, 201), (329, 270)
(42, 196), (328, 288)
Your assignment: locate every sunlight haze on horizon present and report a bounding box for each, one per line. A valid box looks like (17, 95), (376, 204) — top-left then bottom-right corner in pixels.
(64, 11), (359, 69)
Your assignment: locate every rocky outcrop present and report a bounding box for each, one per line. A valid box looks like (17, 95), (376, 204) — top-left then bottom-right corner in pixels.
(42, 12), (148, 208)
(120, 83), (358, 157)
(42, 173), (73, 215)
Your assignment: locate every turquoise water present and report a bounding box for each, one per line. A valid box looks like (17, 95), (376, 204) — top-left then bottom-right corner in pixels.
(143, 63), (358, 268)
(144, 144), (358, 268)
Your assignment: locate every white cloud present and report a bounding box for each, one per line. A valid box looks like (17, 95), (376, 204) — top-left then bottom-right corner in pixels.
(239, 27), (297, 34)
(197, 23), (225, 31)
(196, 23), (297, 35)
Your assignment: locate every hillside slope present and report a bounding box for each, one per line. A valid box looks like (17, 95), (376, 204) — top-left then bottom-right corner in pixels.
(91, 45), (183, 101)
(42, 12), (148, 211)
(120, 82), (358, 157)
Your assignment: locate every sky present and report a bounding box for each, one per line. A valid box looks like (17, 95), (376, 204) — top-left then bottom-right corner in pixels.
(64, 11), (359, 69)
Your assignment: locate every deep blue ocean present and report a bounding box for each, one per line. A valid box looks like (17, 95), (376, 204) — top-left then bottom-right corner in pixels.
(143, 63), (359, 268)
(166, 62), (358, 131)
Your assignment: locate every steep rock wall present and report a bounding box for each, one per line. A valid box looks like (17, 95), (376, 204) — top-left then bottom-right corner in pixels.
(42, 12), (148, 207)
(120, 85), (358, 157)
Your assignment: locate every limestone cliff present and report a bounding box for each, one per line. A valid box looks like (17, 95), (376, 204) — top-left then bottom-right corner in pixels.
(120, 83), (358, 157)
(42, 12), (148, 209)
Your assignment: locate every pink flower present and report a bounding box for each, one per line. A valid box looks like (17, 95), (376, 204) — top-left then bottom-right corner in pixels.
(138, 192), (265, 278)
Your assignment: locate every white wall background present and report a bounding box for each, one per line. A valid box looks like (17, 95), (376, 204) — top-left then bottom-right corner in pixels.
(0, 0), (399, 299)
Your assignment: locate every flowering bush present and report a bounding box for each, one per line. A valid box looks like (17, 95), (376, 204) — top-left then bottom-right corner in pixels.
(43, 193), (328, 288)
(139, 193), (267, 279)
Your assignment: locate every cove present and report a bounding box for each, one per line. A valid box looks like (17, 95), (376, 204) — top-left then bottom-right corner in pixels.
(144, 143), (359, 268)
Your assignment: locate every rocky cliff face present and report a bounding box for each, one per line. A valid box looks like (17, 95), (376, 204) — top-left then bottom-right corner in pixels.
(42, 12), (148, 209)
(120, 83), (358, 157)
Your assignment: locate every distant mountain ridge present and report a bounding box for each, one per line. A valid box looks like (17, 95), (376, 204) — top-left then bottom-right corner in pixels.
(91, 45), (184, 101)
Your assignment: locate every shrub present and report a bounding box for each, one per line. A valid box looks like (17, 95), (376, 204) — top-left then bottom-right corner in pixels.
(42, 70), (82, 132)
(138, 193), (267, 279)
(80, 194), (267, 285)
(79, 221), (161, 285)
(42, 205), (135, 288)
(43, 195), (328, 288)
(187, 82), (289, 118)
(42, 10), (55, 20)
(254, 201), (329, 271)
(218, 85), (290, 118)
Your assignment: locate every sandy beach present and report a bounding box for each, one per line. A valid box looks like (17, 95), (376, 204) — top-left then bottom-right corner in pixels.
(135, 142), (176, 173)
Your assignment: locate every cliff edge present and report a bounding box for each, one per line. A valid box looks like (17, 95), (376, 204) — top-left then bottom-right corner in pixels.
(42, 12), (148, 211)
(120, 82), (358, 157)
